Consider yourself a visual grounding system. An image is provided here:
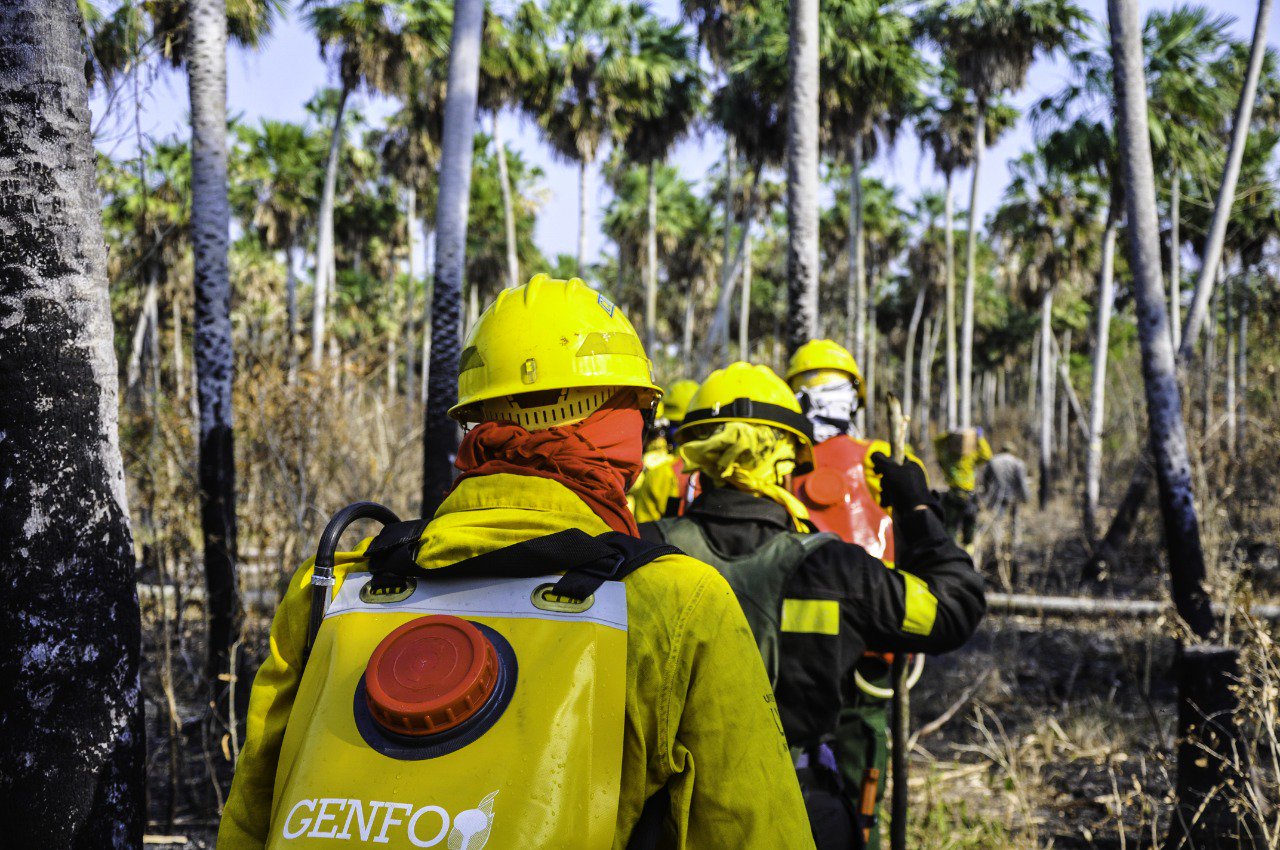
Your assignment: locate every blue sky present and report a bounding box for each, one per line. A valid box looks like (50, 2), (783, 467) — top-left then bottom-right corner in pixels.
(90, 0), (1276, 266)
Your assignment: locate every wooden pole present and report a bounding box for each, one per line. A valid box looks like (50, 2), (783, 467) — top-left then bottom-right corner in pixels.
(887, 393), (909, 850)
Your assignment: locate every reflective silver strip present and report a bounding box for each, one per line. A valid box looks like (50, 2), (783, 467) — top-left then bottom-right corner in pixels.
(325, 573), (629, 631)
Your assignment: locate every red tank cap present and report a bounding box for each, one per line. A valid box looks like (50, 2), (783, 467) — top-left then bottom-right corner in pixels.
(364, 615), (498, 737)
(802, 467), (848, 507)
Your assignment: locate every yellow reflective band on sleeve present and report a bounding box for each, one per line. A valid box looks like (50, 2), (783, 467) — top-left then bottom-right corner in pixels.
(900, 572), (938, 636)
(780, 599), (840, 635)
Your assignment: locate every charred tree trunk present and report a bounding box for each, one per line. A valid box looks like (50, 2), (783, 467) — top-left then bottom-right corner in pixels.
(943, 174), (958, 430)
(423, 0), (484, 515)
(1093, 0), (1271, 567)
(1109, 0), (1214, 638)
(785, 0), (820, 352)
(0, 1), (144, 842)
(188, 0), (240, 737)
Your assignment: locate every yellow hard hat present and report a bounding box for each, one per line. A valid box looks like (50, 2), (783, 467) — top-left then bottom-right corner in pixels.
(450, 274), (661, 427)
(677, 362), (814, 467)
(663, 379), (701, 425)
(785, 339), (865, 402)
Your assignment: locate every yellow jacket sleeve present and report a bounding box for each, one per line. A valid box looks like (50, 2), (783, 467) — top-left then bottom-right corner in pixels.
(216, 561), (315, 850)
(630, 454), (680, 524)
(646, 564), (816, 849)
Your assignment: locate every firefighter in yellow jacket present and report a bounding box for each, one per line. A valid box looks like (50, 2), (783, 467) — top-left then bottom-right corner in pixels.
(218, 275), (813, 850)
(629, 378), (699, 522)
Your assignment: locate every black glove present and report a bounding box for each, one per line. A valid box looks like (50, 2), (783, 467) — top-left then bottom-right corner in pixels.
(870, 453), (933, 512)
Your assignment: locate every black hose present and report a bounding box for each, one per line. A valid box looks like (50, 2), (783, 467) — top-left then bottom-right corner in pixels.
(303, 501), (401, 664)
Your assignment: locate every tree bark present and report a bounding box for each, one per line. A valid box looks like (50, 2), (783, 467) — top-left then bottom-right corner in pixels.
(738, 226), (752, 358)
(1168, 171), (1180, 351)
(492, 112), (519, 291)
(785, 0), (820, 352)
(403, 189), (418, 400)
(704, 164), (760, 359)
(1202, 280), (1218, 434)
(943, 175), (958, 431)
(311, 82), (350, 371)
(285, 243), (299, 385)
(1089, 0), (1269, 578)
(720, 134), (736, 322)
(577, 157), (591, 270)
(903, 284), (926, 434)
(917, 315), (934, 443)
(1235, 284), (1247, 460)
(682, 277), (697, 358)
(188, 0), (239, 734)
(1084, 208), (1118, 543)
(1178, 0), (1272, 356)
(865, 294), (878, 429)
(1108, 0), (1214, 639)
(645, 159), (659, 353)
(423, 0), (484, 515)
(0, 2), (144, 842)
(960, 100), (985, 430)
(847, 137), (866, 368)
(1039, 291), (1055, 509)
(1224, 274), (1236, 457)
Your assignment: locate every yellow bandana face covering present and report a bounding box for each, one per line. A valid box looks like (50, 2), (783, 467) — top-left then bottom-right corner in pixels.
(679, 422), (811, 529)
(267, 571), (628, 849)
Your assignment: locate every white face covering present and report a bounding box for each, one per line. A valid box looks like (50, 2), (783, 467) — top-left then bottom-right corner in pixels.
(797, 378), (859, 443)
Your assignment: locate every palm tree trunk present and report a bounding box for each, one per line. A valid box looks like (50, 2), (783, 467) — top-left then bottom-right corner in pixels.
(1179, 0), (1271, 357)
(682, 277), (697, 358)
(1168, 170), (1180, 350)
(126, 271), (160, 399)
(311, 81), (350, 371)
(738, 226), (753, 357)
(285, 243), (299, 385)
(903, 284), (926, 434)
(1108, 0), (1213, 638)
(1236, 283), (1248, 459)
(577, 157), (591, 270)
(1084, 207), (1118, 543)
(1039, 291), (1054, 508)
(960, 100), (985, 430)
(847, 137), (866, 368)
(173, 292), (185, 400)
(0, 2), (144, 840)
(943, 174), (958, 430)
(492, 112), (519, 290)
(1224, 274), (1236, 457)
(423, 0), (484, 515)
(1028, 326), (1040, 423)
(1202, 280), (1218, 434)
(865, 293), (877, 429)
(645, 159), (659, 353)
(704, 164), (760, 358)
(785, 0), (820, 352)
(721, 134), (736, 307)
(403, 187), (418, 400)
(188, 0), (239, 732)
(917, 315), (934, 443)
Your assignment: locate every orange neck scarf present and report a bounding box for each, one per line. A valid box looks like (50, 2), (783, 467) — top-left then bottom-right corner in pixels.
(452, 400), (644, 536)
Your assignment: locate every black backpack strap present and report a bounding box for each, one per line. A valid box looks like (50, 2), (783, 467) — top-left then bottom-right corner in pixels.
(363, 524), (682, 601)
(365, 518), (430, 575)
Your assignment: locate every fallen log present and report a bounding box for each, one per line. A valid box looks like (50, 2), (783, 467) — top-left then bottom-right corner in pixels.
(986, 592), (1280, 622)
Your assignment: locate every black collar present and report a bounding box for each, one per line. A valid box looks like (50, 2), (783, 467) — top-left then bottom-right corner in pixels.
(685, 486), (794, 530)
